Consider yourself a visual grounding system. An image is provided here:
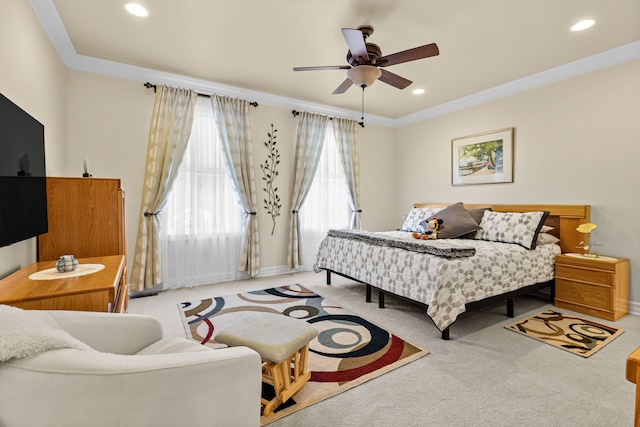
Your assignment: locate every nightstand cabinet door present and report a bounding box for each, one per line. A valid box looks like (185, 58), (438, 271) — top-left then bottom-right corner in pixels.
(554, 254), (629, 321)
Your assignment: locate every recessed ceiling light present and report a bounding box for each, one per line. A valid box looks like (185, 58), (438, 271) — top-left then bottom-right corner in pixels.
(412, 88), (425, 95)
(125, 3), (148, 17)
(571, 19), (595, 31)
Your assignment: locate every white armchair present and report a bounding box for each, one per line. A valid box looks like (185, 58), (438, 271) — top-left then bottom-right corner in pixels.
(0, 308), (262, 427)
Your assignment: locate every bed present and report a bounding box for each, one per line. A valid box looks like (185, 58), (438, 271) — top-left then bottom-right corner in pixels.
(313, 203), (591, 340)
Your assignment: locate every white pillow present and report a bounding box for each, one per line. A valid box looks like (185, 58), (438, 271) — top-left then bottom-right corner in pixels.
(400, 207), (443, 232)
(537, 232), (560, 245)
(474, 211), (550, 249)
(0, 304), (92, 362)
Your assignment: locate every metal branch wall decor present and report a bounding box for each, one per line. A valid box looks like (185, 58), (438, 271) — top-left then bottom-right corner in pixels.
(261, 124), (282, 235)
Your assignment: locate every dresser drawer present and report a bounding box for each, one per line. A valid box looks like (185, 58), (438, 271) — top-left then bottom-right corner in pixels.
(555, 264), (613, 286)
(555, 278), (611, 310)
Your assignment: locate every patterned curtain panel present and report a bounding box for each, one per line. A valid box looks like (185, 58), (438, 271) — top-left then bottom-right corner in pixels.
(287, 112), (330, 269)
(332, 118), (362, 230)
(130, 85), (198, 291)
(211, 95), (260, 276)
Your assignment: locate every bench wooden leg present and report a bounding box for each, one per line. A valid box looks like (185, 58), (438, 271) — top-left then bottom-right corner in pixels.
(261, 344), (312, 417)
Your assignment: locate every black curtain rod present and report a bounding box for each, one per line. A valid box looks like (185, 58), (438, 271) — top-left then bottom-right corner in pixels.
(291, 110), (364, 128)
(144, 82), (258, 107)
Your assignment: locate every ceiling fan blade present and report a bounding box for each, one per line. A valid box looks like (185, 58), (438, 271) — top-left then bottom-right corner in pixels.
(293, 65), (351, 71)
(341, 28), (369, 63)
(332, 78), (353, 95)
(378, 43), (439, 67)
(378, 69), (412, 89)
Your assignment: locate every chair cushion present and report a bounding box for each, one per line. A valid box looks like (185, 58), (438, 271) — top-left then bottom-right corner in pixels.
(0, 304), (92, 362)
(214, 312), (318, 363)
(135, 336), (212, 355)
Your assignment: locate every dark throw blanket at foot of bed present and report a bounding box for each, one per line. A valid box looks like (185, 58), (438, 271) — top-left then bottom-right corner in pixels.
(326, 229), (476, 258)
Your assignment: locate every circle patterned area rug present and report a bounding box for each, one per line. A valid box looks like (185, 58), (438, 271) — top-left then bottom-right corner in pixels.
(504, 309), (624, 358)
(178, 284), (428, 425)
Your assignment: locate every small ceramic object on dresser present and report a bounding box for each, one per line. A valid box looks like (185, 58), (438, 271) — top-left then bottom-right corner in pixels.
(56, 255), (78, 272)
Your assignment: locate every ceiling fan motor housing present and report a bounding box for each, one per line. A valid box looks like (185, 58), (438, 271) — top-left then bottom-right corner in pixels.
(347, 43), (382, 66)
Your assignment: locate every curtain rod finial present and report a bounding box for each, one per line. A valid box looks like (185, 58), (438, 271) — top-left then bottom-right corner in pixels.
(143, 82), (157, 93)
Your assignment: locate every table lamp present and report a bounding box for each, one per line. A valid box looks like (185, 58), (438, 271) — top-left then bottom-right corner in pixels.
(576, 223), (598, 257)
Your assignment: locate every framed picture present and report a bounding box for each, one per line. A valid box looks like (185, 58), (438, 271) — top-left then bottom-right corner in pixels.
(451, 127), (514, 186)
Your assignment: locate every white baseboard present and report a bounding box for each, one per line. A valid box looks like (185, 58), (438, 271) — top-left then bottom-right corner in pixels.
(629, 300), (640, 317)
(256, 265), (308, 277)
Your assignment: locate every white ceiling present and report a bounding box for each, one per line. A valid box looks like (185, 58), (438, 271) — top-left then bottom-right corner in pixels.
(32, 0), (640, 125)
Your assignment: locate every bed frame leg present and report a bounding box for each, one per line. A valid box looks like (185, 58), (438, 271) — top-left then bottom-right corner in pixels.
(507, 298), (515, 318)
(378, 290), (385, 308)
(441, 327), (450, 340)
(326, 270), (331, 285)
(366, 284), (372, 303)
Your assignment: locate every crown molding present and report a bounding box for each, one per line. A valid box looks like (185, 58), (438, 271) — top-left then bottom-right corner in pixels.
(28, 0), (76, 63)
(394, 40), (640, 127)
(29, 0), (640, 129)
(67, 53), (396, 127)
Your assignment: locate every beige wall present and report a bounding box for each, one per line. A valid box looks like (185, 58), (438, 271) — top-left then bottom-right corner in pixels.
(0, 0), (67, 278)
(394, 59), (640, 305)
(64, 72), (397, 276)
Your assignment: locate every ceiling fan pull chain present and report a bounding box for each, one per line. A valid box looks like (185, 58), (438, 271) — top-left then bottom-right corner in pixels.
(361, 87), (365, 121)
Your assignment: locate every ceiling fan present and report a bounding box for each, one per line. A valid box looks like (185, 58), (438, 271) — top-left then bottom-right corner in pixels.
(293, 25), (439, 95)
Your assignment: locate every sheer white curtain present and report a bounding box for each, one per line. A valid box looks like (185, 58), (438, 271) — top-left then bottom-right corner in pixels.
(299, 125), (351, 270)
(160, 97), (244, 289)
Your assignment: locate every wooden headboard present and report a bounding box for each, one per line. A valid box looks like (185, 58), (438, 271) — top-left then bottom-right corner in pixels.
(413, 203), (591, 254)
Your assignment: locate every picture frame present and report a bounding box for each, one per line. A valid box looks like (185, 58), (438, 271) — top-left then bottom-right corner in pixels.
(451, 127), (514, 186)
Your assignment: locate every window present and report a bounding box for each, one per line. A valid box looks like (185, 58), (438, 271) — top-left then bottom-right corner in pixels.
(160, 97), (244, 288)
(299, 125), (351, 269)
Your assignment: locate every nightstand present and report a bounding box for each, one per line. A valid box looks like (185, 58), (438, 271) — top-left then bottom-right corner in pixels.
(554, 253), (629, 321)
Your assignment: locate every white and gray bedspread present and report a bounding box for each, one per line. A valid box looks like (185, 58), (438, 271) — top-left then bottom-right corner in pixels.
(313, 230), (561, 331)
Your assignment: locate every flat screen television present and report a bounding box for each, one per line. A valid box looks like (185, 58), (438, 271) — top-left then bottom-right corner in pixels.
(0, 93), (48, 247)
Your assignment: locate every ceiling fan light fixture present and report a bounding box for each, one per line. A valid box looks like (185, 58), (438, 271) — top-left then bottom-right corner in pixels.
(347, 65), (382, 88)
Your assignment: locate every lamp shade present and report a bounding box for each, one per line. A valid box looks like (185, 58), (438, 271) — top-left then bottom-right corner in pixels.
(577, 223), (597, 233)
(347, 65), (382, 88)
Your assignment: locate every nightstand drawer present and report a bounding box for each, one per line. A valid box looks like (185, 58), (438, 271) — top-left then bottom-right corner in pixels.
(555, 265), (613, 286)
(555, 279), (611, 310)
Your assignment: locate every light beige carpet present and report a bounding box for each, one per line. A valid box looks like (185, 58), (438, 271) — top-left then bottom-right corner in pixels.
(505, 309), (624, 358)
(178, 284), (428, 425)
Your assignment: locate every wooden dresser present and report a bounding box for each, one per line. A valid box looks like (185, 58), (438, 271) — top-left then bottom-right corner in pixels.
(554, 253), (629, 321)
(0, 255), (126, 313)
(36, 177), (128, 311)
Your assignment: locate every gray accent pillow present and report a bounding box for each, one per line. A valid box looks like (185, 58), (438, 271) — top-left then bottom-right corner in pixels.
(460, 207), (492, 239)
(420, 202), (481, 239)
(474, 210), (550, 249)
(400, 207), (442, 232)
